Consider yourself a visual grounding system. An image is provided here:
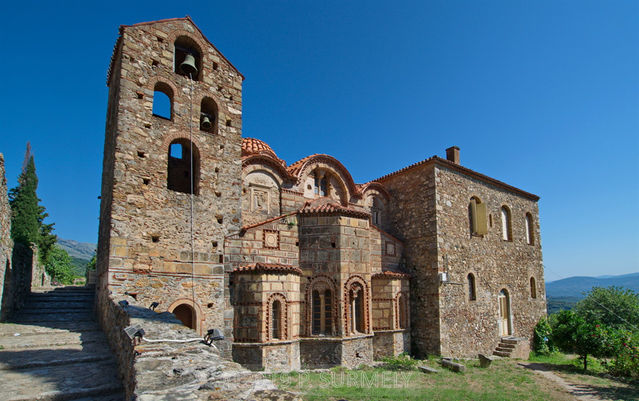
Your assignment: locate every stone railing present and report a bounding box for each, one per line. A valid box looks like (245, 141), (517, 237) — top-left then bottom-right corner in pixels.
(96, 292), (300, 400)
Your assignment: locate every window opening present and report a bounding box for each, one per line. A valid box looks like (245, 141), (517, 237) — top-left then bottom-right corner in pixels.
(501, 206), (512, 241)
(167, 139), (200, 195)
(152, 82), (173, 120)
(530, 277), (537, 298)
(272, 300), (281, 340)
(468, 273), (476, 301)
(174, 36), (201, 80)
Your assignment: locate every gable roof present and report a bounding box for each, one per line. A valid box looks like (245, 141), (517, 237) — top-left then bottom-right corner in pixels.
(106, 16), (244, 86)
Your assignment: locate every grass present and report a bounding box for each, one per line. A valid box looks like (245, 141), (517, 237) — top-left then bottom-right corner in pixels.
(268, 357), (573, 401)
(527, 352), (639, 400)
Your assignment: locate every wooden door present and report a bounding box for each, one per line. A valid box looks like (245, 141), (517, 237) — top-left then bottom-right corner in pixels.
(498, 290), (510, 336)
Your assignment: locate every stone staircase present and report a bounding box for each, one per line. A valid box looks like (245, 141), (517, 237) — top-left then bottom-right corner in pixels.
(492, 336), (529, 359)
(0, 286), (124, 401)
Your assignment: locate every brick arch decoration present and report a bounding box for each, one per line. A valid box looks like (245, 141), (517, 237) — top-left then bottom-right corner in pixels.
(343, 275), (370, 335)
(291, 155), (362, 203)
(305, 275), (338, 336)
(161, 132), (204, 152)
(394, 291), (409, 330)
(167, 298), (204, 335)
(265, 292), (288, 341)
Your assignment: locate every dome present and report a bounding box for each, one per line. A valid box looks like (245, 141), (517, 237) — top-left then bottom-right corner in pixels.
(241, 137), (279, 160)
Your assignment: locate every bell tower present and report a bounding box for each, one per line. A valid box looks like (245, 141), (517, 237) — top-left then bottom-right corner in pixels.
(97, 17), (243, 353)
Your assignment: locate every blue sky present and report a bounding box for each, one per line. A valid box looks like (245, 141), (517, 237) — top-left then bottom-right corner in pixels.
(0, 1), (637, 280)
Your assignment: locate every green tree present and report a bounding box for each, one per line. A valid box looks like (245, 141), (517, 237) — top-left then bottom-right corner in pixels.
(45, 245), (75, 285)
(8, 144), (57, 263)
(574, 286), (639, 330)
(550, 310), (610, 371)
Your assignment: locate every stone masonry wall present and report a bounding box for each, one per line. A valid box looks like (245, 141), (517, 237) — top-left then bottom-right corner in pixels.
(434, 165), (545, 357)
(97, 293), (299, 400)
(97, 18), (244, 351)
(381, 163), (440, 357)
(0, 154), (13, 320)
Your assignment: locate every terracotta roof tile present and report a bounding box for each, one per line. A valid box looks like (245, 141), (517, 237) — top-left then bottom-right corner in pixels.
(299, 199), (369, 219)
(232, 263), (302, 275)
(372, 271), (411, 279)
(241, 137), (281, 161)
(287, 155), (318, 177)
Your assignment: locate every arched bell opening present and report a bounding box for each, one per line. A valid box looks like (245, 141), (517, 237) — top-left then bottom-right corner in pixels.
(174, 36), (202, 81)
(200, 97), (218, 134)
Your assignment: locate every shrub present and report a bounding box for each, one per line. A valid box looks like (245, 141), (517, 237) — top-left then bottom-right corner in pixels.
(381, 353), (419, 370)
(533, 317), (554, 355)
(605, 329), (639, 378)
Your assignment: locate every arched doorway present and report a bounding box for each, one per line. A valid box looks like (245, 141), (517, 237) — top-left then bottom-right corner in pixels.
(172, 303), (196, 330)
(498, 289), (511, 336)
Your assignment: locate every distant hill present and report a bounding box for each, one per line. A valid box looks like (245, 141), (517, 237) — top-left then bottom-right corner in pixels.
(57, 238), (96, 260)
(546, 272), (639, 314)
(546, 273), (639, 298)
(57, 239), (96, 275)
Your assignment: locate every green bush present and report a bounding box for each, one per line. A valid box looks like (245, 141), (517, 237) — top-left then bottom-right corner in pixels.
(605, 329), (639, 378)
(381, 353), (419, 370)
(533, 317), (554, 355)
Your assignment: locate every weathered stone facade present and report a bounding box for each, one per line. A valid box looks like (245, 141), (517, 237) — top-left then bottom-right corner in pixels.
(0, 154), (13, 320)
(98, 17), (543, 372)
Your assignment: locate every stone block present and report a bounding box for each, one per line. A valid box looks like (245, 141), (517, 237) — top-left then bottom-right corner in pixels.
(440, 358), (465, 372)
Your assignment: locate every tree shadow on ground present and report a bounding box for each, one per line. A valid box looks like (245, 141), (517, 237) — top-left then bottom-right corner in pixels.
(520, 362), (639, 400)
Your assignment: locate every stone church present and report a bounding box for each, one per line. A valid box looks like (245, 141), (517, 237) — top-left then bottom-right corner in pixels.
(96, 17), (546, 371)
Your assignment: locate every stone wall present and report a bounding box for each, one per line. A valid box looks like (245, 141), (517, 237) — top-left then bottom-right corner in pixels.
(97, 18), (243, 351)
(97, 293), (299, 400)
(0, 154), (13, 320)
(381, 162), (440, 357)
(434, 164), (545, 357)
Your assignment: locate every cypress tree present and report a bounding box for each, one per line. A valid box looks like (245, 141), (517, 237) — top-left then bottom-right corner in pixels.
(9, 144), (57, 263)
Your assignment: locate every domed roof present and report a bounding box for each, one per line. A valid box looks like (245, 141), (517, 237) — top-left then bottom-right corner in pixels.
(241, 137), (279, 160)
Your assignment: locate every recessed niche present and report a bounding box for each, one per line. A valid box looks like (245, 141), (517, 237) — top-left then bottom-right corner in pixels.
(137, 92), (144, 99)
(212, 241), (218, 248)
(218, 255), (223, 263)
(137, 151), (145, 158)
(216, 216), (223, 224)
(225, 120), (232, 127)
(215, 191), (222, 197)
(142, 178), (150, 185)
(151, 235), (160, 243)
(213, 62), (219, 70)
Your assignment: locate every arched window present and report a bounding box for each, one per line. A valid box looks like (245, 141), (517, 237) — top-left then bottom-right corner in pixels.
(167, 139), (200, 195)
(397, 293), (407, 329)
(311, 289), (333, 335)
(271, 300), (281, 339)
(172, 303), (196, 330)
(469, 197), (488, 236)
(152, 82), (173, 120)
(349, 283), (365, 334)
(200, 97), (218, 134)
(530, 277), (537, 299)
(501, 206), (512, 241)
(174, 36), (201, 80)
(525, 213), (534, 245)
(467, 273), (476, 301)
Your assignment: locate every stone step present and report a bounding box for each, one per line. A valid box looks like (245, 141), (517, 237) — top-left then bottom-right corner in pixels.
(495, 346), (514, 353)
(12, 312), (94, 323)
(25, 297), (94, 304)
(18, 305), (93, 313)
(497, 342), (515, 349)
(20, 306), (93, 314)
(0, 330), (107, 350)
(0, 343), (115, 370)
(73, 393), (125, 401)
(0, 322), (100, 336)
(1, 359), (122, 401)
(500, 338), (520, 345)
(493, 350), (511, 357)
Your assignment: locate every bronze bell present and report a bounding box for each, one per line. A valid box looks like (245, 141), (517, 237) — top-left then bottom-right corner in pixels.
(201, 114), (212, 130)
(180, 53), (198, 76)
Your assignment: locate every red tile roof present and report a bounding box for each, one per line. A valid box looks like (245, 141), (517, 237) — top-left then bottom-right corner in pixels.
(232, 263), (302, 275)
(241, 137), (280, 161)
(372, 271), (411, 279)
(299, 199), (369, 219)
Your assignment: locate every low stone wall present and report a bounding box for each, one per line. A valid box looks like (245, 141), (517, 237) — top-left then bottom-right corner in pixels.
(300, 335), (374, 369)
(373, 329), (410, 359)
(233, 341), (301, 372)
(97, 292), (299, 400)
